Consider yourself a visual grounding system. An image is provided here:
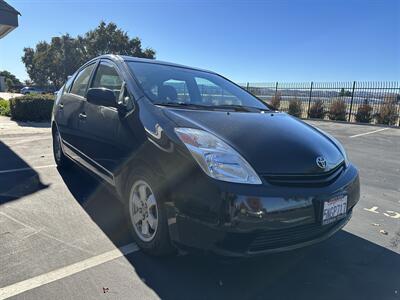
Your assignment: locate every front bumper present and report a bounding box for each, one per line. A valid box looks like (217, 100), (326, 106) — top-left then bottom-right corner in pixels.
(165, 164), (360, 257)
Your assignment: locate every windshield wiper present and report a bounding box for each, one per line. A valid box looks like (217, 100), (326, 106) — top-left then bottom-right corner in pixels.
(155, 102), (211, 110)
(156, 102), (270, 112)
(207, 104), (270, 112)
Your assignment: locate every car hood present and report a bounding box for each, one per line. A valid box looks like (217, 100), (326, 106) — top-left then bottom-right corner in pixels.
(163, 109), (344, 175)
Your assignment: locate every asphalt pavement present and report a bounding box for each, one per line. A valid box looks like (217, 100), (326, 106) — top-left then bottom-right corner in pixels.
(0, 116), (399, 300)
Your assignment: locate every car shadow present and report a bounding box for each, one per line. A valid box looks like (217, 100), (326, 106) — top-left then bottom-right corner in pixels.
(58, 166), (400, 300)
(0, 141), (49, 203)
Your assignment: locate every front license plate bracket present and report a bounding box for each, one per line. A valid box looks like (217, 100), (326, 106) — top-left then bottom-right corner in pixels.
(322, 195), (348, 225)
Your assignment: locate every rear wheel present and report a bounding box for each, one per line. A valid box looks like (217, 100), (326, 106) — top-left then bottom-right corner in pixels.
(52, 126), (71, 169)
(124, 170), (175, 256)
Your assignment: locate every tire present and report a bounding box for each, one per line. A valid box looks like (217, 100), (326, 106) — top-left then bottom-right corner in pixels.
(52, 126), (71, 169)
(124, 169), (175, 256)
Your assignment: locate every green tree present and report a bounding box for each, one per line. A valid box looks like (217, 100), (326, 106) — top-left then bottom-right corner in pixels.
(339, 88), (352, 97)
(21, 43), (50, 87)
(5, 78), (14, 91)
(0, 70), (23, 89)
(21, 21), (155, 89)
(83, 21), (155, 59)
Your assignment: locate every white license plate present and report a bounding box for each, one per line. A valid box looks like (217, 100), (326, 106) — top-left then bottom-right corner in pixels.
(322, 195), (348, 225)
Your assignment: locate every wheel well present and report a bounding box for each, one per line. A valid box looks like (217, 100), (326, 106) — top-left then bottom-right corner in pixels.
(115, 158), (166, 201)
(51, 122), (57, 135)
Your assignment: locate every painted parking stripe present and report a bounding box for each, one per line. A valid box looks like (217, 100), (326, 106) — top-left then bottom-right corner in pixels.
(349, 128), (389, 138)
(0, 164), (56, 175)
(0, 243), (139, 300)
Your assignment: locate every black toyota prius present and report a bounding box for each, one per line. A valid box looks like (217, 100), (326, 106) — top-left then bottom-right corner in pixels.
(52, 55), (360, 257)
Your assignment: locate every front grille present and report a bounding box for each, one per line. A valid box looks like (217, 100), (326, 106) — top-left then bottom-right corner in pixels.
(262, 162), (345, 187)
(248, 221), (341, 252)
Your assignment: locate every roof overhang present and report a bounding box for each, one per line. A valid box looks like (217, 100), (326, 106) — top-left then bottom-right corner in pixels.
(0, 0), (20, 39)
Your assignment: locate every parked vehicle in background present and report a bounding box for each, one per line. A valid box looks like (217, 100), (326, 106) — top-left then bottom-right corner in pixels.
(52, 55), (360, 257)
(20, 86), (46, 94)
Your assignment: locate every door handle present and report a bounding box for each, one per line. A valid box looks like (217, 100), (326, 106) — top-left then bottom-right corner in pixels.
(59, 103), (64, 109)
(78, 112), (87, 120)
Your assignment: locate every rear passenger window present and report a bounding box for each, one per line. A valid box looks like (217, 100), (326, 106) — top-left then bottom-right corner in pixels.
(91, 62), (123, 99)
(70, 64), (95, 97)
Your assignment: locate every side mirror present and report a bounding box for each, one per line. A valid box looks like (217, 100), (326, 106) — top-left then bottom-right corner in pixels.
(87, 88), (116, 107)
(116, 82), (134, 115)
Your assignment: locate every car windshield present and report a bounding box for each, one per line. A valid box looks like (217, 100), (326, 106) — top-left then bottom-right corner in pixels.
(127, 61), (269, 111)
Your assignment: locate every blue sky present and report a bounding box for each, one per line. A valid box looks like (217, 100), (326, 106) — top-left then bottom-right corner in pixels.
(0, 0), (399, 83)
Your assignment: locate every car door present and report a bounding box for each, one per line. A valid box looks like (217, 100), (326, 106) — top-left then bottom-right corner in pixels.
(56, 63), (96, 155)
(76, 60), (126, 182)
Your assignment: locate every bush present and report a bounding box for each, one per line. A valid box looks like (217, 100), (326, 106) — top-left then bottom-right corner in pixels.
(270, 92), (281, 110)
(309, 100), (325, 119)
(288, 98), (303, 117)
(9, 94), (54, 121)
(328, 98), (347, 121)
(355, 99), (373, 123)
(0, 98), (11, 116)
(375, 96), (398, 125)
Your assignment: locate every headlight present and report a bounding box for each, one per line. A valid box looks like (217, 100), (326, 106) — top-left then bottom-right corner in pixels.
(174, 128), (262, 184)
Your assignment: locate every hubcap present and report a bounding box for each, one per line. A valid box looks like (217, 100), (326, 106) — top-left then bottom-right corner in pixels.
(129, 180), (158, 242)
(54, 130), (62, 162)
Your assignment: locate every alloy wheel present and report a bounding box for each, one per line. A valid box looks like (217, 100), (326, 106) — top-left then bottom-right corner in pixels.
(54, 130), (62, 162)
(129, 180), (159, 242)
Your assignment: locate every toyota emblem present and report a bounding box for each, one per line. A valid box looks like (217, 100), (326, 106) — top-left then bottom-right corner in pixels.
(316, 157), (327, 169)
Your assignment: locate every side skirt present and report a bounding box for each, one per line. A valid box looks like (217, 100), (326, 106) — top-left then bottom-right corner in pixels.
(61, 139), (115, 186)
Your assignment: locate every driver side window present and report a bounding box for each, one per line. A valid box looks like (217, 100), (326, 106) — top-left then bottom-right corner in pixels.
(91, 62), (123, 104)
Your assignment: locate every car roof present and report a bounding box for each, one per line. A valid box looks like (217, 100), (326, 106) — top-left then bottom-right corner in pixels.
(89, 54), (217, 75)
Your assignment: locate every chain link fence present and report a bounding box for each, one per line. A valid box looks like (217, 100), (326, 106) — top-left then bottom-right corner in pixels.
(241, 82), (400, 126)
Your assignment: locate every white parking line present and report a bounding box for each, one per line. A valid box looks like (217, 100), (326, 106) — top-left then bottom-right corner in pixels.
(0, 243), (139, 300)
(0, 164), (56, 175)
(349, 128), (389, 138)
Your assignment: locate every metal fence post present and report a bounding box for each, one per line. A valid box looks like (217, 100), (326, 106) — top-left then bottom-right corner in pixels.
(307, 81), (313, 118)
(398, 84), (400, 127)
(274, 82), (278, 98)
(348, 81), (356, 122)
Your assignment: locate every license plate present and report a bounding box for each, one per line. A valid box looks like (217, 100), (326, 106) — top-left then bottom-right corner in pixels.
(322, 195), (347, 225)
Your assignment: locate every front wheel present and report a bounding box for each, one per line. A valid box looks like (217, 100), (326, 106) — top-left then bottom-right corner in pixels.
(52, 127), (71, 169)
(124, 171), (175, 256)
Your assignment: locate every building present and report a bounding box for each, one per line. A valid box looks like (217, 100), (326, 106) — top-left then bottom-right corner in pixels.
(0, 0), (20, 91)
(0, 0), (20, 39)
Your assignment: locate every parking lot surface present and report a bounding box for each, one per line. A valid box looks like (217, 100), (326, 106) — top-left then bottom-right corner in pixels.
(0, 116), (399, 300)
(0, 93), (23, 101)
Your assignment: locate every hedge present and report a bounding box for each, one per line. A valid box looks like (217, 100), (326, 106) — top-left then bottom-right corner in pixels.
(0, 98), (10, 116)
(355, 100), (373, 123)
(288, 98), (302, 117)
(375, 96), (398, 125)
(9, 94), (55, 121)
(309, 99), (325, 119)
(328, 98), (347, 121)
